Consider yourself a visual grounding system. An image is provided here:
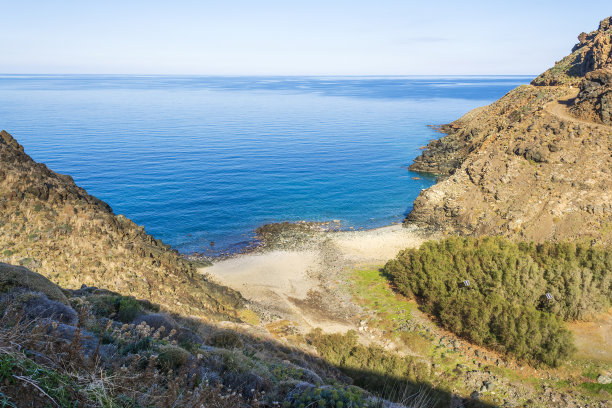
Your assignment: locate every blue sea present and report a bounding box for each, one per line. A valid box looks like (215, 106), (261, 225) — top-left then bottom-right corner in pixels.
(0, 75), (531, 255)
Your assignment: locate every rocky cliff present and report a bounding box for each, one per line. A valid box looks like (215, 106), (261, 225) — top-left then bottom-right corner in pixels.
(0, 130), (244, 319)
(407, 17), (612, 244)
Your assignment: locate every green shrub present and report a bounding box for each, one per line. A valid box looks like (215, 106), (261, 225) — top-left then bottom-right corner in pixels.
(0, 353), (79, 406)
(157, 345), (190, 370)
(209, 329), (243, 349)
(121, 336), (153, 355)
(383, 237), (611, 366)
(286, 385), (372, 408)
(117, 296), (141, 323)
(89, 295), (119, 317)
(307, 330), (438, 404)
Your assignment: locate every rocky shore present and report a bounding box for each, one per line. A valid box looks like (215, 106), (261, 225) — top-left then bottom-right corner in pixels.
(406, 17), (612, 245)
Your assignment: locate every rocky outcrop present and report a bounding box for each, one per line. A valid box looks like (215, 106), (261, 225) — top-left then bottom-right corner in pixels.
(570, 67), (612, 124)
(532, 17), (612, 86)
(407, 18), (612, 244)
(0, 130), (244, 319)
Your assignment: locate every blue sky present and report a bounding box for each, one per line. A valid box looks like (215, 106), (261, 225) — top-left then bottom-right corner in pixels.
(1, 1), (610, 75)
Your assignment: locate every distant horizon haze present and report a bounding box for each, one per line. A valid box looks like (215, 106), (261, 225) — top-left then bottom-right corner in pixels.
(1, 1), (610, 76)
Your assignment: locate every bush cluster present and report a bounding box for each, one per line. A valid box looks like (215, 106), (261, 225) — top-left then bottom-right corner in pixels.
(286, 384), (372, 408)
(307, 329), (441, 405)
(384, 237), (611, 366)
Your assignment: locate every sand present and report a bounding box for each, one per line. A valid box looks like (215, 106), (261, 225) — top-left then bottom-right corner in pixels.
(200, 223), (436, 331)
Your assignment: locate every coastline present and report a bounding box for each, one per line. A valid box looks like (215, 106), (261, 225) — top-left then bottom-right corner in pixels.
(200, 222), (440, 331)
(185, 219), (434, 263)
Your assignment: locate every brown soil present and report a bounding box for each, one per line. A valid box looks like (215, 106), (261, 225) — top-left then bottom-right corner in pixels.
(568, 308), (612, 363)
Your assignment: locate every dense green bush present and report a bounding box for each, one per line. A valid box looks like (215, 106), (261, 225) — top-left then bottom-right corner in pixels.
(286, 384), (372, 408)
(384, 237), (611, 366)
(117, 296), (141, 322)
(307, 329), (440, 405)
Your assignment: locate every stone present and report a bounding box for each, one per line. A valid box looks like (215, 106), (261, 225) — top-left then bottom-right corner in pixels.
(597, 374), (612, 384)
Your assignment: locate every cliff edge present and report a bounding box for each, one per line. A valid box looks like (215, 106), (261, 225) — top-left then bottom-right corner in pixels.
(0, 130), (244, 319)
(407, 17), (612, 244)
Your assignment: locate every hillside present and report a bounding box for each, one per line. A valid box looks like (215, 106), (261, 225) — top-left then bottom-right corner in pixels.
(407, 17), (612, 244)
(0, 130), (244, 320)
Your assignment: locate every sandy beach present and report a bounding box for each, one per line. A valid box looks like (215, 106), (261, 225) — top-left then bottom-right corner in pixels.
(200, 223), (438, 331)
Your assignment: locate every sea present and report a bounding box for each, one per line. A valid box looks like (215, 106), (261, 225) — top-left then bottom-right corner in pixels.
(0, 75), (532, 255)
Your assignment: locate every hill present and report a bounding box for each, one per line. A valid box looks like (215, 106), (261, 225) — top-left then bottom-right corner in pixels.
(407, 17), (612, 244)
(0, 130), (243, 320)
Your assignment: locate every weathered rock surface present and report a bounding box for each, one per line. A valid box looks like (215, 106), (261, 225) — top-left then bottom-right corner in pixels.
(407, 17), (612, 244)
(0, 130), (244, 319)
(570, 67), (612, 124)
(532, 17), (612, 86)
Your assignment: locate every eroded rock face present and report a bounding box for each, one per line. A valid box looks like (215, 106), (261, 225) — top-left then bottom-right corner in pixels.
(570, 68), (612, 124)
(407, 18), (612, 244)
(0, 130), (244, 320)
(532, 16), (612, 86)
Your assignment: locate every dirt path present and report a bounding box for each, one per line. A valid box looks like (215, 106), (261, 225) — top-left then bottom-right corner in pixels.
(201, 224), (436, 332)
(545, 88), (611, 130)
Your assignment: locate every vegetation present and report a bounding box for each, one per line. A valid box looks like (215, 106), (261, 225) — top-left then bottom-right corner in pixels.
(384, 237), (612, 366)
(285, 385), (373, 408)
(0, 263), (451, 407)
(307, 329), (448, 406)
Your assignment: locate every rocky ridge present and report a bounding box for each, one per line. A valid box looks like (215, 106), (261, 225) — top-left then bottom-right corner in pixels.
(0, 130), (244, 320)
(407, 17), (612, 244)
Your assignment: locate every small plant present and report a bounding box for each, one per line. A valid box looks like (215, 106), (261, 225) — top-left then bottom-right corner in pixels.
(209, 329), (243, 349)
(157, 344), (190, 370)
(117, 296), (141, 323)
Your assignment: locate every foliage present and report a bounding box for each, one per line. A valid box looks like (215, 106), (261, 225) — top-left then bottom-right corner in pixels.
(350, 268), (415, 333)
(0, 262), (70, 304)
(209, 329), (244, 349)
(157, 344), (190, 370)
(285, 385), (372, 408)
(384, 237), (612, 366)
(117, 296), (142, 322)
(307, 329), (444, 406)
(0, 353), (80, 407)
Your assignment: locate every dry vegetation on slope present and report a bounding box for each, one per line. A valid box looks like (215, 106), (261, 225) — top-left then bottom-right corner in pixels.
(0, 130), (244, 320)
(407, 17), (612, 244)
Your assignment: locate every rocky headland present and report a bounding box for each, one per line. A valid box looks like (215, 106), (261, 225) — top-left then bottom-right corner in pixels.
(407, 17), (612, 244)
(0, 130), (243, 320)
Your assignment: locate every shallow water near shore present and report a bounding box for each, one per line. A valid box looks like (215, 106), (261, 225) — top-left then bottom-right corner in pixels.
(0, 75), (531, 254)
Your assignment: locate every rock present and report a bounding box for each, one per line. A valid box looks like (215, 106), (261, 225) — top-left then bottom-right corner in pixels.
(597, 374), (612, 384)
(19, 291), (78, 325)
(0, 131), (245, 320)
(483, 380), (495, 391)
(470, 391), (481, 400)
(406, 18), (612, 246)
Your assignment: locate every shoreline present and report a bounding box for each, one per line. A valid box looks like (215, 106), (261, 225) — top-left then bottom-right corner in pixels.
(184, 219), (430, 264)
(199, 222), (440, 330)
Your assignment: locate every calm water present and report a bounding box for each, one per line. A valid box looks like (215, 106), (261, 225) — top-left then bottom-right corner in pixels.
(0, 75), (531, 254)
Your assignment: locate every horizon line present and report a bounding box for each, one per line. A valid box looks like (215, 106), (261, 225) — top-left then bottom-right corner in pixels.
(0, 73), (538, 78)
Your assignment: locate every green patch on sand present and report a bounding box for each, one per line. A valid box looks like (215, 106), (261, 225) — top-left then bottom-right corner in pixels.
(349, 267), (415, 332)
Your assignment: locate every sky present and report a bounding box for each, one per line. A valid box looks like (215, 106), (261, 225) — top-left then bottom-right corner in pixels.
(1, 1), (610, 75)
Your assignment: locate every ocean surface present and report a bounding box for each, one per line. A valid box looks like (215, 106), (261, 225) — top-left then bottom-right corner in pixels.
(0, 75), (532, 255)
